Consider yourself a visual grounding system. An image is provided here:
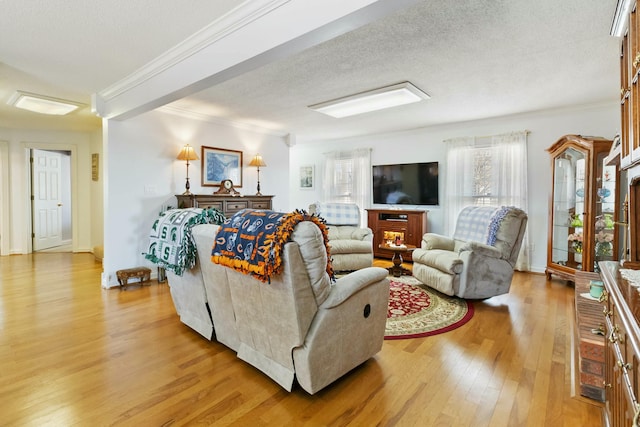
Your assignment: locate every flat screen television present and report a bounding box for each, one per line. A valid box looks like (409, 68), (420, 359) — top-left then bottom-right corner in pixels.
(372, 162), (439, 205)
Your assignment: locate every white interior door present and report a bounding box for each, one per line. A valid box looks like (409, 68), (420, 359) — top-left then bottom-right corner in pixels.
(32, 149), (63, 250)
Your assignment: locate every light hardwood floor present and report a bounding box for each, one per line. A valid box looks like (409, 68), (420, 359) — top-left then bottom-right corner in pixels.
(0, 253), (603, 426)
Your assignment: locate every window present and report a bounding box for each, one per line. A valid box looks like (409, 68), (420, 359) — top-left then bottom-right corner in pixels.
(471, 147), (495, 205)
(444, 131), (529, 270)
(323, 148), (371, 224)
(327, 157), (353, 200)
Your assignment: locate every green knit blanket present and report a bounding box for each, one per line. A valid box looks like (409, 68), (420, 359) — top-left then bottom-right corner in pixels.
(143, 208), (225, 276)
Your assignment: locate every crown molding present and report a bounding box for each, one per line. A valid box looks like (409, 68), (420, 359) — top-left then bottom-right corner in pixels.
(611, 0), (632, 37)
(98, 0), (291, 102)
(158, 104), (288, 137)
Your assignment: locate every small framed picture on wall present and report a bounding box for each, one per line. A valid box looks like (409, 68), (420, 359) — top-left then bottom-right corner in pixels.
(91, 153), (99, 181)
(300, 165), (314, 190)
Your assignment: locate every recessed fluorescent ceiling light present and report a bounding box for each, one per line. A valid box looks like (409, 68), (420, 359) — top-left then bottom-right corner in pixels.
(7, 91), (84, 115)
(308, 82), (430, 118)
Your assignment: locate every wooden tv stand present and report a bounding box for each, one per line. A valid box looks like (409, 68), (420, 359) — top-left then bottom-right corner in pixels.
(366, 209), (427, 262)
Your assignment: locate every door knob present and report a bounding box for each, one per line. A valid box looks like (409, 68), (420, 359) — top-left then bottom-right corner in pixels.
(57, 203), (63, 207)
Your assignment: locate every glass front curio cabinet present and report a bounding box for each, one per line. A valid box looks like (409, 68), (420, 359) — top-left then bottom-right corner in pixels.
(546, 134), (616, 282)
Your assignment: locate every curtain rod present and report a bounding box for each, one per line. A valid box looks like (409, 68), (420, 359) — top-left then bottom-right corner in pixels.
(322, 147), (373, 155)
(445, 130), (530, 142)
(469, 130), (531, 140)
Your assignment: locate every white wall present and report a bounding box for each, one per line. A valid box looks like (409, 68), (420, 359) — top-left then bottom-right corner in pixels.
(0, 139), (9, 255)
(0, 101), (618, 280)
(290, 103), (620, 273)
(0, 128), (96, 255)
(101, 109), (289, 287)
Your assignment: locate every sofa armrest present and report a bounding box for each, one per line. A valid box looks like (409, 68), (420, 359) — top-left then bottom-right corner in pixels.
(459, 241), (502, 259)
(421, 233), (455, 251)
(412, 248), (463, 274)
(321, 267), (388, 309)
(350, 227), (373, 241)
(328, 225), (372, 241)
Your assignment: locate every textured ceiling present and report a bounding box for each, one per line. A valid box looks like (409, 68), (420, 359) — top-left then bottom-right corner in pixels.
(169, 0), (621, 141)
(0, 0), (622, 139)
(0, 0), (243, 131)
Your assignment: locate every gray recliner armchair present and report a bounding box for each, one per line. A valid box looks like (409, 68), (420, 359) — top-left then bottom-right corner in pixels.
(309, 202), (374, 272)
(412, 205), (527, 299)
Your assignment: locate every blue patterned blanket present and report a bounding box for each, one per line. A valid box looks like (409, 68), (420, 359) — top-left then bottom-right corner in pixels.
(211, 209), (334, 282)
(486, 206), (512, 246)
(143, 208), (225, 275)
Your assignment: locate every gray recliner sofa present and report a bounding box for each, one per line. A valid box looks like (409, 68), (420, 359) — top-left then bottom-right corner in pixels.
(166, 220), (390, 394)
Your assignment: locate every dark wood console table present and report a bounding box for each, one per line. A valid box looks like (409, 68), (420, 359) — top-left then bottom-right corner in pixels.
(176, 194), (273, 218)
(367, 209), (427, 262)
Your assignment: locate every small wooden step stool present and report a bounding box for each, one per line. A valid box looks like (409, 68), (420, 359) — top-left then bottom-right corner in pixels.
(116, 267), (152, 290)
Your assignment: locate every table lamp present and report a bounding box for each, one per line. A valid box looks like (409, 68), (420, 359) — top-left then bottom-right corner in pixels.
(249, 154), (266, 195)
(177, 144), (199, 195)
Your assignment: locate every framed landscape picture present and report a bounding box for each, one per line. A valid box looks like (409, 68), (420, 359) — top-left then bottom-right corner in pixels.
(300, 165), (314, 190)
(201, 146), (243, 187)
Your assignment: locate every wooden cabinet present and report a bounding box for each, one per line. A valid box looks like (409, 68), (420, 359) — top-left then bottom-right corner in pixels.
(614, 1), (640, 270)
(176, 194), (273, 218)
(595, 5), (640, 423)
(546, 135), (615, 282)
(614, 1), (640, 169)
(599, 261), (640, 426)
(618, 1), (640, 169)
(366, 209), (427, 262)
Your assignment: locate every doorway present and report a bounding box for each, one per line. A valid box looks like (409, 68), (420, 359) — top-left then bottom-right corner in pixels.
(31, 149), (72, 252)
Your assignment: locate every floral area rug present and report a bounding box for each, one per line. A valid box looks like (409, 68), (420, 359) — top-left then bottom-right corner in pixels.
(385, 275), (474, 340)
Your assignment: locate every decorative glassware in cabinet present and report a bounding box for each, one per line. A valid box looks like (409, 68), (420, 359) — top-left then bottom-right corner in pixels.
(550, 148), (585, 271)
(546, 135), (614, 281)
(593, 161), (617, 271)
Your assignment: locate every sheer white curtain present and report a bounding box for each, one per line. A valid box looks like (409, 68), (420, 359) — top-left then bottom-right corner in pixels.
(444, 131), (530, 270)
(491, 132), (529, 271)
(323, 148), (371, 225)
(444, 136), (475, 235)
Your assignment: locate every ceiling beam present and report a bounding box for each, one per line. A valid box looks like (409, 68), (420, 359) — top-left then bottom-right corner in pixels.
(92, 0), (421, 121)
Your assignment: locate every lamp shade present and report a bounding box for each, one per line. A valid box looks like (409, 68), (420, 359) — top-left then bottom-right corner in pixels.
(177, 144), (199, 161)
(249, 154), (266, 167)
